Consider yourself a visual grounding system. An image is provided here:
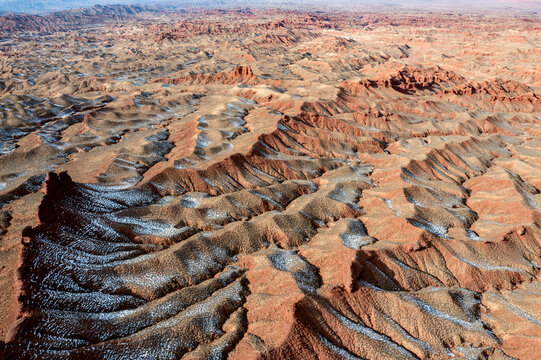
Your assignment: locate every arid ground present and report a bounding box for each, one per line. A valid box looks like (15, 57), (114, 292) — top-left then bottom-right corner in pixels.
(0, 4), (540, 359)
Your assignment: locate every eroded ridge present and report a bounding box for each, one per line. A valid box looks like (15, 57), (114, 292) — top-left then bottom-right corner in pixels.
(1, 6), (540, 360)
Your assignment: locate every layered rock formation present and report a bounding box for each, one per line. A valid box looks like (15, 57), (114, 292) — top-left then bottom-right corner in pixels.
(0, 6), (540, 360)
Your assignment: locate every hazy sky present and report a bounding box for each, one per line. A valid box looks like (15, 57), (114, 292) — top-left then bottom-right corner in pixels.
(1, 0), (539, 14)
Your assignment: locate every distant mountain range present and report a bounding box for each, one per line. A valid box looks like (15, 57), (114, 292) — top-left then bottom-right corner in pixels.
(0, 1), (136, 14)
(0, 4), (167, 32)
(0, 0), (538, 15)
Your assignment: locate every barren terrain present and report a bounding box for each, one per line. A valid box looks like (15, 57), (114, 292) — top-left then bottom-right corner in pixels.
(0, 5), (540, 359)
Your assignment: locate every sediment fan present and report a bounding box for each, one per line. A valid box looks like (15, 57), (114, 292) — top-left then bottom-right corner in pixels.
(0, 6), (540, 360)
